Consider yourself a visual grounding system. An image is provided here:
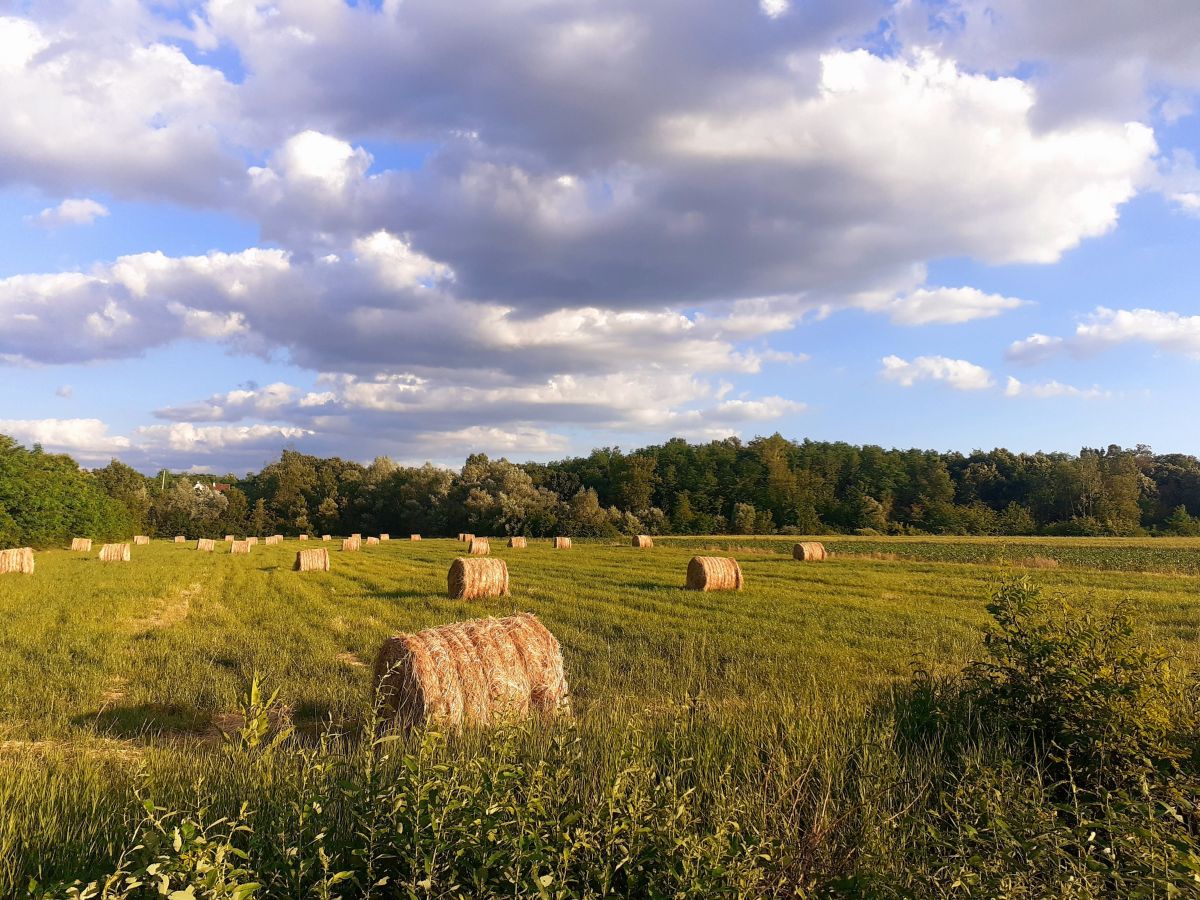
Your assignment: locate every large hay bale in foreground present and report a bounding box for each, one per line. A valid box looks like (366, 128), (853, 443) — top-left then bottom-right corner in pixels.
(372, 612), (567, 731)
(448, 556), (509, 599)
(468, 538), (490, 556)
(508, 536), (527, 548)
(70, 538), (92, 552)
(294, 548), (330, 572)
(174, 535), (186, 544)
(380, 534), (390, 542)
(196, 538), (216, 552)
(410, 534), (422, 541)
(230, 540), (251, 555)
(98, 543), (131, 563)
(342, 537), (361, 552)
(133, 535), (150, 545)
(632, 535), (653, 548)
(793, 541), (827, 562)
(552, 537), (572, 550)
(686, 556), (743, 592)
(0, 548), (34, 575)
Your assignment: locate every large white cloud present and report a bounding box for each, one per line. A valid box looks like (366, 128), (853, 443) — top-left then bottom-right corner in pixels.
(880, 355), (994, 391)
(1009, 308), (1200, 362)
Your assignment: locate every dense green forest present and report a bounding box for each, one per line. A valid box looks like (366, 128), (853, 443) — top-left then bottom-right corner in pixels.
(7, 432), (1200, 546)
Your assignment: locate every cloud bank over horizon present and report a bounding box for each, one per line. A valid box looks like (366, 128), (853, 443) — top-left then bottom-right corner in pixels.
(1, 1), (1198, 471)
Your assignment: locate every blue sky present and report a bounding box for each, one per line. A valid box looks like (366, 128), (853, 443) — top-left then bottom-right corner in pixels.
(1, 1), (1199, 473)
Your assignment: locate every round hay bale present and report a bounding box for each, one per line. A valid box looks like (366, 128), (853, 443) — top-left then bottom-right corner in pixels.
(173, 535), (186, 544)
(295, 548), (331, 572)
(322, 534), (332, 541)
(379, 534), (390, 542)
(468, 538), (490, 556)
(410, 534), (422, 541)
(299, 534), (309, 541)
(447, 557), (509, 599)
(686, 556), (743, 591)
(247, 537), (258, 546)
(98, 543), (131, 563)
(552, 537), (572, 550)
(632, 535), (653, 548)
(507, 536), (527, 549)
(264, 535), (283, 546)
(196, 538), (216, 552)
(341, 537), (361, 552)
(230, 540), (251, 555)
(457, 533), (466, 542)
(366, 536), (380, 545)
(70, 538), (92, 552)
(224, 534), (235, 542)
(462, 533), (476, 543)
(351, 533), (363, 540)
(372, 612), (568, 731)
(0, 547), (34, 575)
(133, 535), (150, 545)
(793, 541), (827, 562)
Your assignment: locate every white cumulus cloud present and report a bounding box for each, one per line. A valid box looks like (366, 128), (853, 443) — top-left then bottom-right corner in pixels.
(880, 355), (994, 391)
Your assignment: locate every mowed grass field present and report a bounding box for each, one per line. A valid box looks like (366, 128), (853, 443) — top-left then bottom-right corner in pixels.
(2, 536), (1199, 895)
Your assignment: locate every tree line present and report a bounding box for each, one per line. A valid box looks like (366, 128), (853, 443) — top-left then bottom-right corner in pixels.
(6, 432), (1200, 547)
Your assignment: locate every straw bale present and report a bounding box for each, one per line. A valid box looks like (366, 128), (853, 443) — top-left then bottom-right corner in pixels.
(793, 541), (827, 562)
(410, 534), (422, 541)
(70, 538), (92, 552)
(342, 537), (361, 552)
(224, 535), (235, 542)
(0, 548), (34, 574)
(685, 556), (743, 591)
(632, 535), (653, 548)
(379, 534), (390, 542)
(174, 535), (186, 544)
(98, 543), (131, 562)
(196, 538), (216, 552)
(294, 548), (331, 572)
(322, 535), (332, 541)
(133, 535), (150, 545)
(448, 557), (508, 599)
(552, 537), (572, 550)
(372, 612), (567, 731)
(299, 534), (309, 541)
(230, 540), (251, 555)
(507, 537), (527, 548)
(468, 538), (490, 556)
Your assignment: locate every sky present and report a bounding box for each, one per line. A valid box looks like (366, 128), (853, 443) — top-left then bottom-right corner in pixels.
(1, 0), (1200, 474)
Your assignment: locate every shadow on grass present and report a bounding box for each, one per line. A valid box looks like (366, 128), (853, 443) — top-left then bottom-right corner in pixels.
(74, 702), (210, 740)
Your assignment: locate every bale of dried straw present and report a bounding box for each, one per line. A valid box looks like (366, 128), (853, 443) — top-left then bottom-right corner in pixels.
(410, 534), (422, 541)
(685, 556), (743, 591)
(632, 535), (653, 548)
(264, 534), (283, 545)
(468, 538), (490, 556)
(299, 534), (309, 541)
(70, 538), (92, 552)
(247, 537), (258, 546)
(372, 612), (567, 731)
(793, 541), (827, 562)
(508, 537), (527, 548)
(457, 533), (466, 542)
(196, 538), (216, 552)
(447, 556), (509, 599)
(322, 534), (331, 541)
(366, 536), (380, 545)
(133, 535), (150, 545)
(174, 535), (186, 544)
(552, 537), (572, 550)
(342, 537), (361, 552)
(380, 534), (390, 542)
(0, 548), (34, 575)
(98, 543), (131, 563)
(352, 533), (362, 540)
(230, 540), (251, 555)
(224, 535), (235, 542)
(462, 533), (476, 543)
(294, 548), (331, 572)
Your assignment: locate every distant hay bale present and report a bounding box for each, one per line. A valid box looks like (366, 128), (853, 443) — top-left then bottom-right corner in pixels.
(264, 535), (284, 545)
(366, 536), (380, 545)
(508, 537), (527, 548)
(552, 537), (572, 550)
(380, 534), (390, 542)
(410, 534), (422, 541)
(322, 535), (331, 541)
(299, 534), (309, 541)
(468, 538), (490, 555)
(686, 556), (743, 592)
(230, 540), (251, 555)
(196, 538), (216, 552)
(70, 538), (92, 552)
(133, 535), (150, 545)
(342, 537), (361, 552)
(247, 537), (258, 546)
(0, 548), (34, 575)
(462, 533), (476, 543)
(98, 543), (131, 563)
(372, 612), (567, 732)
(457, 533), (466, 542)
(447, 556), (509, 599)
(224, 535), (235, 542)
(793, 541), (827, 562)
(632, 535), (653, 548)
(174, 536), (186, 544)
(294, 548), (331, 572)
(352, 533), (362, 540)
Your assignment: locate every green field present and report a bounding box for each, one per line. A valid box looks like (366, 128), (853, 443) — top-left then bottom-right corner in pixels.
(2, 537), (1198, 896)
